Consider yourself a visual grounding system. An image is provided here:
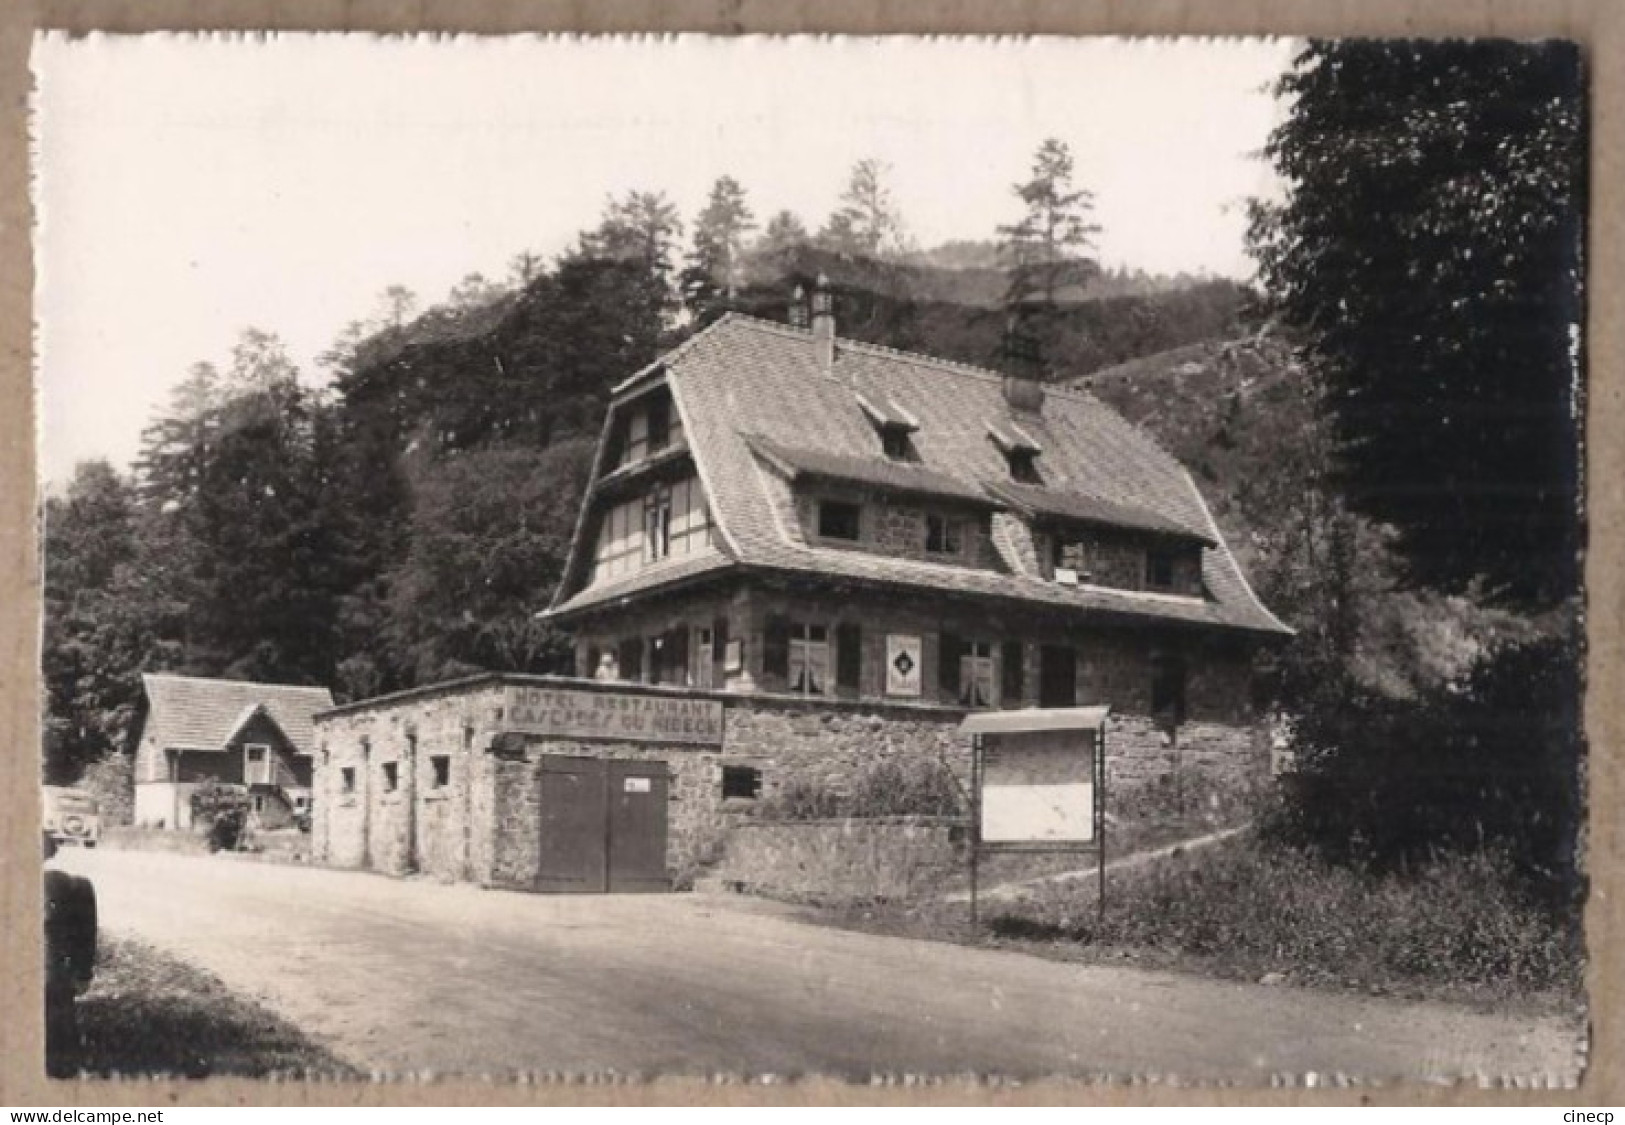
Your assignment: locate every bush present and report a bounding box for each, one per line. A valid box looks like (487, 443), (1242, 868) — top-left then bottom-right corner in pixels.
(759, 756), (966, 821)
(992, 837), (1581, 997)
(1272, 633), (1583, 893)
(189, 781), (250, 853)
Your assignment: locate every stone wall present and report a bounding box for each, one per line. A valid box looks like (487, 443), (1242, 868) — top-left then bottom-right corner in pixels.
(312, 668), (1267, 895)
(792, 486), (997, 571)
(707, 817), (965, 904)
(313, 678), (508, 883)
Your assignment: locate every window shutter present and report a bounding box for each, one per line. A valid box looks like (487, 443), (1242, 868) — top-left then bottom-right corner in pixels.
(1001, 641), (1025, 706)
(836, 623), (862, 691)
(939, 632), (962, 695)
(712, 617), (728, 662)
(763, 615), (790, 679)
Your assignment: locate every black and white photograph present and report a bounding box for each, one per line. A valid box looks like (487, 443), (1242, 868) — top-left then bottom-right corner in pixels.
(25, 32), (1589, 1087)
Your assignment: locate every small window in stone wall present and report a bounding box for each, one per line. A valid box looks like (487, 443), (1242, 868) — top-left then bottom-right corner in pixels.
(817, 500), (862, 541)
(431, 755), (451, 789)
(382, 761), (399, 792)
(722, 765), (762, 800)
(925, 513), (963, 555)
(1146, 547), (1178, 591)
(341, 767), (356, 794)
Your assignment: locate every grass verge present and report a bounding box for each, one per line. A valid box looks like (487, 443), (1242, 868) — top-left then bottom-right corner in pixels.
(60, 933), (357, 1079)
(801, 835), (1584, 1014)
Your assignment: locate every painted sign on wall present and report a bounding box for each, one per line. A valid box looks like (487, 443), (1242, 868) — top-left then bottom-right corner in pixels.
(980, 729), (1097, 844)
(505, 685), (723, 746)
(886, 633), (923, 697)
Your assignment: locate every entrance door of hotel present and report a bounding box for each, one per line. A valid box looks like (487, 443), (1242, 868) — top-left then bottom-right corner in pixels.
(535, 755), (670, 893)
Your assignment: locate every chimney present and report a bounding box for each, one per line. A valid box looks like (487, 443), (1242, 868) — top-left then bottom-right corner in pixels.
(788, 284), (809, 329)
(1000, 317), (1046, 413)
(811, 274), (835, 371)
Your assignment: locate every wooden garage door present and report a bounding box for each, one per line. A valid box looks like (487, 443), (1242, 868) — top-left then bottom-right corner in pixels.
(535, 756), (669, 894)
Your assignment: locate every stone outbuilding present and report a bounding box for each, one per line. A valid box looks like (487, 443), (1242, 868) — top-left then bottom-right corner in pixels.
(311, 673), (966, 892)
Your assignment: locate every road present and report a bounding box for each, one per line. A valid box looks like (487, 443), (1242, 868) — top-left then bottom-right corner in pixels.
(54, 847), (1585, 1082)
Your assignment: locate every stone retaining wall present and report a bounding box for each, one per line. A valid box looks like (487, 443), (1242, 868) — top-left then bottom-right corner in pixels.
(707, 817), (965, 904)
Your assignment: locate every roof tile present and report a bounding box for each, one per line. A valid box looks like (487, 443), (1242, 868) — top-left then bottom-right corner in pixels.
(551, 315), (1289, 635)
(141, 674), (334, 754)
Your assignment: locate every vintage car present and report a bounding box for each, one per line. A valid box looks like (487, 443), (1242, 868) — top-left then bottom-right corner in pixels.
(42, 786), (101, 848)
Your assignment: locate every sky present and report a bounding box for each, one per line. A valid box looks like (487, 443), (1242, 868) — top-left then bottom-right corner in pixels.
(32, 34), (1297, 486)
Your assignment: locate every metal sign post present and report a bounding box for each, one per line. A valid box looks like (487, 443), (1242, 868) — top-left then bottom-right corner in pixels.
(960, 706), (1111, 933)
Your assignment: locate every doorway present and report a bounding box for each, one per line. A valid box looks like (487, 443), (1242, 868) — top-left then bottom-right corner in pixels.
(535, 756), (670, 893)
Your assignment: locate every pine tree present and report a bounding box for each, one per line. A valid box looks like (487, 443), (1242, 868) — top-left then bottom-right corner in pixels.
(819, 159), (910, 259)
(680, 176), (757, 320)
(998, 138), (1101, 315)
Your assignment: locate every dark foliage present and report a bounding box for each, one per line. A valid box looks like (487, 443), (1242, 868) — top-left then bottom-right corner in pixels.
(1250, 40), (1586, 604)
(987, 836), (1580, 1000)
(1269, 631), (1583, 894)
(733, 246), (1247, 379)
(190, 780), (251, 852)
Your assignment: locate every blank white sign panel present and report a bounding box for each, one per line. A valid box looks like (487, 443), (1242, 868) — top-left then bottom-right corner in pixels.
(980, 729), (1096, 844)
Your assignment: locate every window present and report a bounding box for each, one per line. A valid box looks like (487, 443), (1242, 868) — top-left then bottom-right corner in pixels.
(251, 794), (265, 814)
(817, 500), (862, 541)
(1039, 645), (1078, 708)
(646, 397), (671, 453)
(881, 428), (912, 460)
(644, 487), (672, 562)
(617, 636), (644, 683)
(431, 755), (451, 790)
(692, 626), (715, 689)
(1000, 641), (1025, 706)
(925, 514), (963, 555)
(1146, 548), (1178, 591)
(1151, 654), (1187, 724)
(1008, 449), (1041, 484)
(722, 765), (762, 800)
(340, 767), (356, 794)
(835, 623), (862, 692)
(1052, 537), (1089, 575)
(959, 641), (995, 707)
(382, 761), (399, 793)
(788, 623), (829, 695)
(244, 743), (271, 785)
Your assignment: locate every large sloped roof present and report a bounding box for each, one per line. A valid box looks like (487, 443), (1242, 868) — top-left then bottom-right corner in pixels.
(549, 314), (1289, 635)
(140, 673), (335, 754)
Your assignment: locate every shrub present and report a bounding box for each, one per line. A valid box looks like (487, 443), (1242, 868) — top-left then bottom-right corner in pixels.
(759, 756), (965, 821)
(190, 781), (250, 852)
(992, 836), (1581, 996)
(1272, 632), (1583, 892)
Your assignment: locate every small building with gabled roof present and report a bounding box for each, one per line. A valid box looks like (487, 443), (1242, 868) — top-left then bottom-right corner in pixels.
(132, 673), (335, 830)
(542, 290), (1286, 737)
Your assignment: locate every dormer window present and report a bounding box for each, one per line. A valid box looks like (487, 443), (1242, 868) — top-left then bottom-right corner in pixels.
(857, 393), (920, 461)
(988, 421), (1043, 483)
(646, 397), (671, 454)
(1007, 449), (1041, 483)
(1146, 547), (1177, 591)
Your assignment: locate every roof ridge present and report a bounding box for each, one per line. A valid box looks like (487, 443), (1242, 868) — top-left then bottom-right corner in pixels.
(717, 313), (1146, 415)
(143, 671), (331, 694)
